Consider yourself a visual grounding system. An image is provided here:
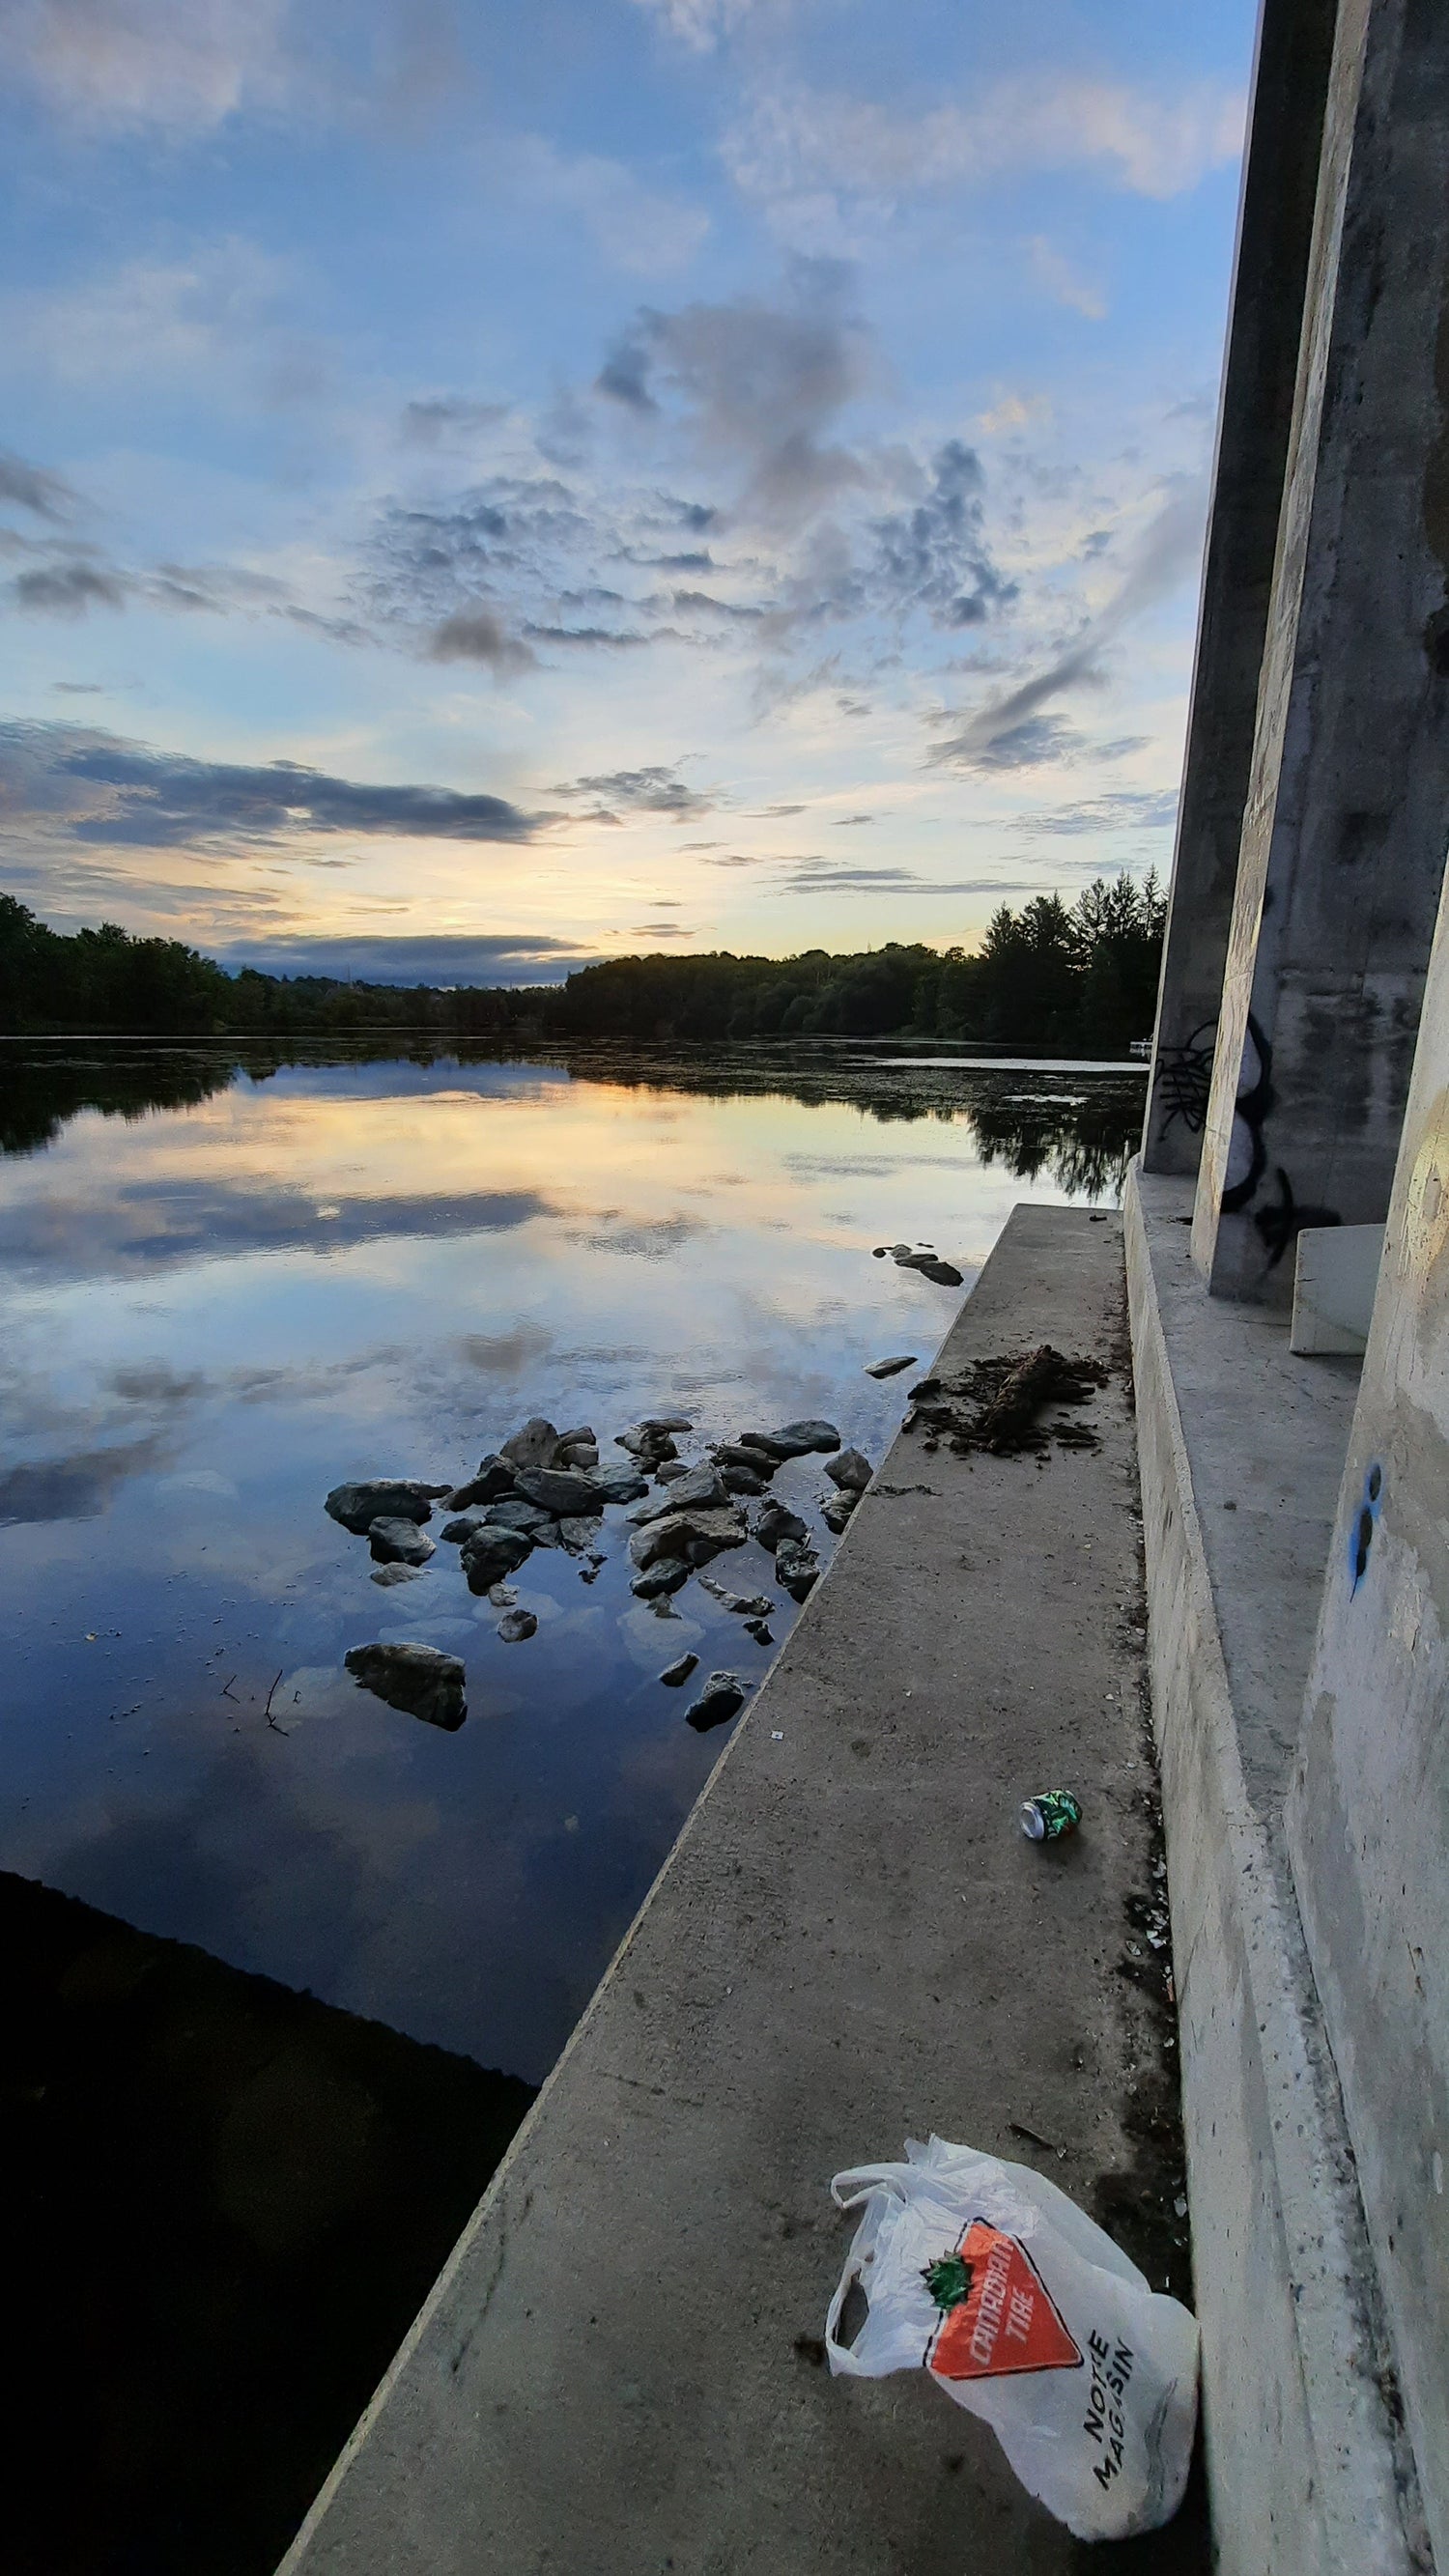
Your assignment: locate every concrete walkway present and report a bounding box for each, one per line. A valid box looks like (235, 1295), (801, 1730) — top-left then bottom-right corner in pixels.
(282, 1206), (1199, 2575)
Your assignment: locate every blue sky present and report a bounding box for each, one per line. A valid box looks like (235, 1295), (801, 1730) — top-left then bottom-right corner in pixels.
(0, 0), (1255, 983)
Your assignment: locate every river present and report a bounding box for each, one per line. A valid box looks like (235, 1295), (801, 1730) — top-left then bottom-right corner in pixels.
(0, 1037), (1143, 2083)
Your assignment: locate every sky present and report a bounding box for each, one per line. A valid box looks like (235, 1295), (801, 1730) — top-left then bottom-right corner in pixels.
(0, 0), (1257, 986)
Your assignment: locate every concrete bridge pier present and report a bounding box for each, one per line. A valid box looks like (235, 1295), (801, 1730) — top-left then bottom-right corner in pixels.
(1187, 0), (1449, 1304)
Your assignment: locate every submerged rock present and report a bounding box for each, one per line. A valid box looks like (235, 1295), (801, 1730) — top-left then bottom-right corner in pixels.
(893, 1251), (963, 1286)
(826, 1447), (872, 1493)
(514, 1465), (603, 1516)
(370, 1561), (423, 1587)
(444, 1455), (516, 1511)
(864, 1354), (918, 1379)
(345, 1641), (466, 1731)
(557, 1514), (604, 1553)
(460, 1523), (535, 1593)
(367, 1517), (437, 1567)
(821, 1491), (857, 1534)
(685, 1671), (747, 1733)
(631, 1560), (689, 1599)
(497, 1608), (538, 1644)
(658, 1651), (698, 1686)
(326, 1479), (443, 1536)
(639, 1413), (693, 1433)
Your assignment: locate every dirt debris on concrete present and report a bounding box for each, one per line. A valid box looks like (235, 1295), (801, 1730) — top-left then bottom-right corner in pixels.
(903, 1343), (1110, 1457)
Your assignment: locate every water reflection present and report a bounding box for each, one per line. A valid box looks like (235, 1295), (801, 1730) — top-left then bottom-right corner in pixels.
(0, 1042), (1141, 2081)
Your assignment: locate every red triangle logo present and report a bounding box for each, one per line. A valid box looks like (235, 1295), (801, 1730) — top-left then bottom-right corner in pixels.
(924, 2220), (1083, 2380)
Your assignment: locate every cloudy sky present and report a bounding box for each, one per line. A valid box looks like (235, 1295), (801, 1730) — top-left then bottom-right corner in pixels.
(0, 0), (1254, 984)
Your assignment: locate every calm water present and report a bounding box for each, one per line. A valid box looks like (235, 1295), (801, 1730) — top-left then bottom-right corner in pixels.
(0, 1040), (1142, 2082)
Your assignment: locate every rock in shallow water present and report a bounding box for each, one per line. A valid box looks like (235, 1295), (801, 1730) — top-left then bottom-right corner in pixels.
(775, 1537), (820, 1600)
(584, 1461), (650, 1506)
(826, 1447), (872, 1493)
(629, 1503), (746, 1569)
(821, 1491), (857, 1534)
(743, 1617), (774, 1646)
(658, 1651), (698, 1686)
(632, 1462), (726, 1524)
(444, 1455), (516, 1511)
(744, 1420), (840, 1458)
(514, 1465), (603, 1516)
(344, 1642), (466, 1731)
(864, 1354), (918, 1379)
(753, 1500), (809, 1554)
(370, 1561), (423, 1587)
(500, 1417), (562, 1469)
(631, 1560), (689, 1599)
(460, 1523), (534, 1593)
(497, 1608), (537, 1643)
(685, 1671), (747, 1733)
(326, 1479), (444, 1536)
(367, 1517), (437, 1566)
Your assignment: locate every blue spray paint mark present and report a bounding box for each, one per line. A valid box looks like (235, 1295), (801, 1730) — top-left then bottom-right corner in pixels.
(1349, 1461), (1384, 1593)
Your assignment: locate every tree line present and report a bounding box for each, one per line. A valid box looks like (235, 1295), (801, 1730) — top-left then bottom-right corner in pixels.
(0, 871), (1165, 1057)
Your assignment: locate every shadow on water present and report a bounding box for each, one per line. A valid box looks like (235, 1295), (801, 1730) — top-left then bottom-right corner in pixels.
(0, 1035), (1144, 1198)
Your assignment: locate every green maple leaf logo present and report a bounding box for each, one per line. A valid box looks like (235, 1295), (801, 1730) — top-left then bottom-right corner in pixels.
(922, 2252), (973, 2313)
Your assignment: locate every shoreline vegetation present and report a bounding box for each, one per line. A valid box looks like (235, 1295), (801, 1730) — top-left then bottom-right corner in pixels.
(0, 871), (1164, 1057)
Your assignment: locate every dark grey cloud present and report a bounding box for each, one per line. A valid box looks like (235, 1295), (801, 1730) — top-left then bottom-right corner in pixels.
(14, 562), (128, 613)
(551, 764), (713, 819)
(402, 397), (510, 442)
(428, 608), (536, 672)
(0, 721), (541, 851)
(834, 811), (873, 825)
(597, 261), (870, 521)
(0, 448), (79, 520)
(870, 440), (1017, 630)
(214, 932), (599, 985)
(765, 858), (1044, 897)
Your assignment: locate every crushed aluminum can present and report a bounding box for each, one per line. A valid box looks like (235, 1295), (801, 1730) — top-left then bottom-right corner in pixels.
(1019, 1790), (1082, 1843)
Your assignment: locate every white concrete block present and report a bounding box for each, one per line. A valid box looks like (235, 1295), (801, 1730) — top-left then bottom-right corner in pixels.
(1290, 1224), (1383, 1355)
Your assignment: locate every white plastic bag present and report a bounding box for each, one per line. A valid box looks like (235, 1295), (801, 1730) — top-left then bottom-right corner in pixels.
(825, 2135), (1198, 2541)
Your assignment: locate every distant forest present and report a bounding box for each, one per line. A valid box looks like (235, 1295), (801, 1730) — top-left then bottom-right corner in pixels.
(0, 871), (1165, 1057)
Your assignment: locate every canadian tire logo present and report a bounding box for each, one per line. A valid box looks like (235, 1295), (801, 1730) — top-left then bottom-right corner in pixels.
(923, 2221), (1083, 2379)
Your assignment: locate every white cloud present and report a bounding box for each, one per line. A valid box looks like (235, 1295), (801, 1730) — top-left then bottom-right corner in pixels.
(1, 0), (293, 131)
(628, 0), (769, 49)
(1026, 237), (1107, 322)
(725, 72), (1245, 217)
(5, 238), (297, 391)
(503, 138), (710, 278)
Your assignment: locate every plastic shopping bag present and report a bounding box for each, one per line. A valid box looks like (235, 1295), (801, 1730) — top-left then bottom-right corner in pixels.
(825, 2136), (1198, 2541)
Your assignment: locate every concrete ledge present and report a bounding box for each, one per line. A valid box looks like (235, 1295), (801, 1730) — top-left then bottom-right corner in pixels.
(1124, 1162), (1426, 2576)
(282, 1206), (1194, 2575)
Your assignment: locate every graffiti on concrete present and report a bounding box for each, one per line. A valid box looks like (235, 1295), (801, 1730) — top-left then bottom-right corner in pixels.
(1153, 1020), (1216, 1138)
(1220, 1015), (1273, 1213)
(1253, 1166), (1343, 1267)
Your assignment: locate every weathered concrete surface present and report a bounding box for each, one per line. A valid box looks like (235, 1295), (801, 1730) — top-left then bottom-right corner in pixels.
(1143, 0), (1336, 1178)
(1125, 1164), (1427, 2576)
(1193, 0), (1449, 1301)
(1290, 864), (1449, 2568)
(282, 1207), (1198, 2576)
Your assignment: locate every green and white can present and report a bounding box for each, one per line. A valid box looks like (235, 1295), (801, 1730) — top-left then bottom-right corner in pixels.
(1019, 1790), (1082, 1842)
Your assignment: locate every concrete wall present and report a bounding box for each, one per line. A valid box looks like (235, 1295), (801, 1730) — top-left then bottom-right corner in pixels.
(1143, 0), (1336, 1178)
(1124, 1169), (1422, 2576)
(1289, 863), (1449, 2571)
(1192, 0), (1449, 1303)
